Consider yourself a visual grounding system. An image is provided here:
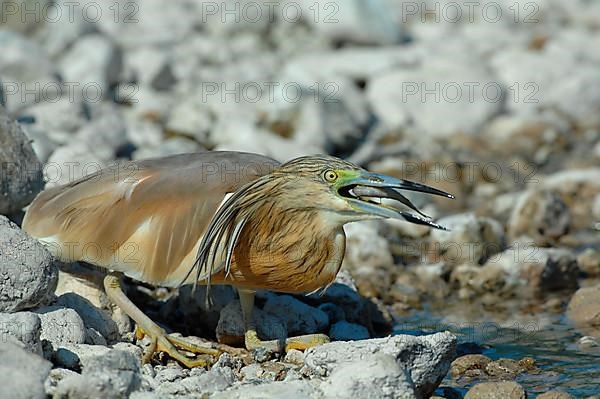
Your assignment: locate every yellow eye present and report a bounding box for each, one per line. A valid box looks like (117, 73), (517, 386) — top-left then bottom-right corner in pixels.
(324, 170), (338, 182)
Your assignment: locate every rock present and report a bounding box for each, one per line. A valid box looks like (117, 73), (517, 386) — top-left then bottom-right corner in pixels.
(450, 354), (492, 378)
(58, 34), (122, 101)
(464, 381), (526, 399)
(320, 354), (416, 399)
(156, 366), (232, 396)
(292, 0), (404, 45)
(342, 221), (394, 272)
(507, 190), (571, 246)
(484, 358), (529, 377)
(54, 348), (141, 398)
(124, 118), (164, 149)
(0, 108), (44, 214)
(55, 268), (131, 338)
(165, 95), (213, 143)
(35, 306), (86, 356)
(55, 293), (120, 344)
(430, 213), (504, 267)
(21, 98), (86, 145)
(216, 299), (287, 345)
(176, 284), (236, 334)
(19, 123), (57, 163)
(0, 311), (43, 354)
(132, 137), (204, 160)
(480, 247), (579, 295)
(0, 340), (52, 399)
(0, 216), (58, 312)
(212, 380), (319, 399)
(0, 31), (57, 112)
(125, 46), (176, 91)
(329, 321), (370, 341)
(567, 285), (600, 338)
(578, 248), (600, 276)
(304, 331), (456, 398)
(44, 368), (80, 397)
(263, 295), (329, 335)
(53, 343), (112, 370)
(367, 58), (502, 137)
(492, 47), (600, 128)
(539, 168), (600, 231)
(537, 391), (576, 399)
(44, 142), (109, 188)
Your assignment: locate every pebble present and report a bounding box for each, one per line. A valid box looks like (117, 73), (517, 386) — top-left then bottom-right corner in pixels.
(464, 381), (527, 399)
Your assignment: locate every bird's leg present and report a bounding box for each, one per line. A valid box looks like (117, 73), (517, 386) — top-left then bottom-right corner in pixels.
(238, 289), (330, 352)
(103, 273), (220, 368)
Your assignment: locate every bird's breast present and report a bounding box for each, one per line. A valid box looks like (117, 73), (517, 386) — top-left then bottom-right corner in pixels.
(209, 226), (346, 294)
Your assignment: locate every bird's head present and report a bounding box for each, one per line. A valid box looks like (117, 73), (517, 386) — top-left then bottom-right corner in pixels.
(271, 155), (454, 229)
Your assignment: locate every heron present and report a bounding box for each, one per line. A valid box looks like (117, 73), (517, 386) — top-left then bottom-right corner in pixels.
(23, 151), (452, 367)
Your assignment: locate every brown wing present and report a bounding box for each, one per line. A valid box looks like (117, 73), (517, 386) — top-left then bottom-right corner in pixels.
(22, 151), (279, 286)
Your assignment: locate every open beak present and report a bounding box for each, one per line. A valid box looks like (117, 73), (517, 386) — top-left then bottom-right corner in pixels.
(338, 172), (454, 230)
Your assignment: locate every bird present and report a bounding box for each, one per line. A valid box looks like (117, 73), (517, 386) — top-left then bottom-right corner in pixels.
(22, 151), (453, 367)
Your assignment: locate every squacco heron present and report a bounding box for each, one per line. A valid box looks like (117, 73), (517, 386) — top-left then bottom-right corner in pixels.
(22, 151), (452, 367)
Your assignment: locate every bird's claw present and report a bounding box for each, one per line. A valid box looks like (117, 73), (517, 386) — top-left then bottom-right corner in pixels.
(135, 325), (220, 368)
(244, 329), (330, 352)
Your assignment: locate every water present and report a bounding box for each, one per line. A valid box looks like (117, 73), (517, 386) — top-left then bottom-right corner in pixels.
(394, 309), (600, 397)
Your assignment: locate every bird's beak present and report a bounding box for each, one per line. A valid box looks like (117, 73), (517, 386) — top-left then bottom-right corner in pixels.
(338, 172), (454, 230)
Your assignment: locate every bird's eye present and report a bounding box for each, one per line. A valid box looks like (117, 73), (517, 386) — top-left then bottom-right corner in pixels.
(323, 170), (338, 182)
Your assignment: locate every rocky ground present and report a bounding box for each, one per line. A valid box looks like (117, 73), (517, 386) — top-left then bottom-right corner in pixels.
(1, 0), (600, 398)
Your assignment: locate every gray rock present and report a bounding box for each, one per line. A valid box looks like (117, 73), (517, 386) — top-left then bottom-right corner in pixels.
(367, 58), (502, 137)
(132, 137), (204, 160)
(53, 343), (112, 370)
(320, 354), (416, 399)
(19, 124), (57, 163)
(430, 213), (504, 267)
(0, 108), (44, 214)
(537, 391), (576, 399)
(342, 221), (393, 272)
(0, 31), (57, 112)
(216, 299), (287, 345)
(176, 282), (236, 333)
(0, 340), (52, 399)
(578, 248), (600, 276)
(125, 46), (176, 91)
(481, 247), (579, 295)
(22, 98), (86, 145)
(292, 0), (404, 45)
(44, 368), (80, 397)
(492, 47), (600, 128)
(508, 190), (571, 246)
(165, 95), (213, 143)
(35, 306), (86, 351)
(157, 366), (232, 396)
(212, 380), (320, 399)
(464, 381), (526, 399)
(0, 311), (43, 354)
(55, 293), (120, 344)
(44, 142), (109, 188)
(567, 285), (600, 338)
(54, 349), (141, 398)
(304, 331), (456, 398)
(263, 295), (329, 335)
(58, 34), (122, 101)
(0, 216), (58, 312)
(329, 321), (370, 341)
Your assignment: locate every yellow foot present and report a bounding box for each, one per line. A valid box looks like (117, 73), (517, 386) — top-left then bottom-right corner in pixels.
(135, 326), (220, 368)
(244, 329), (330, 353)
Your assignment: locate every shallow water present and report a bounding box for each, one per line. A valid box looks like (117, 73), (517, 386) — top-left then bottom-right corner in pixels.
(394, 309), (600, 397)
